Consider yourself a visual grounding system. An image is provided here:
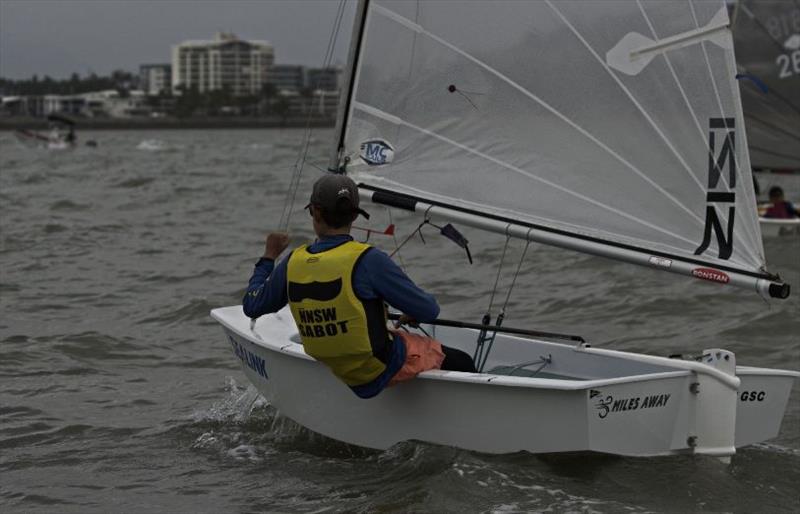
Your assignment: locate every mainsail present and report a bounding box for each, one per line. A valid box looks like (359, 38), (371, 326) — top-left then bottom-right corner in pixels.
(732, 0), (800, 170)
(331, 0), (789, 298)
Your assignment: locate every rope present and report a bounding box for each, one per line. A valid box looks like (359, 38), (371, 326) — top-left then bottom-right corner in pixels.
(387, 209), (407, 272)
(486, 231), (511, 314)
(388, 220), (425, 258)
(388, 206), (432, 259)
(277, 0), (347, 231)
(500, 235), (532, 313)
(476, 230), (535, 372)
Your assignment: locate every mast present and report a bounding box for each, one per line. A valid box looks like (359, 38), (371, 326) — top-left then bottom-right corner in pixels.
(359, 185), (790, 299)
(329, 0), (370, 172)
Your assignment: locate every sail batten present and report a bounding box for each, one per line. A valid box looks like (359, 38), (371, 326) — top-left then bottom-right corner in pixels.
(549, 0), (709, 207)
(337, 0), (785, 296)
(636, 0), (716, 193)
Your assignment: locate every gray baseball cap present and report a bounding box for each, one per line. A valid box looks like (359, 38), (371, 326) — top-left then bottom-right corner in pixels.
(306, 174), (370, 219)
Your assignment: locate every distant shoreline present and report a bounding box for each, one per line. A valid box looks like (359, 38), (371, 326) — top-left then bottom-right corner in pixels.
(0, 116), (336, 131)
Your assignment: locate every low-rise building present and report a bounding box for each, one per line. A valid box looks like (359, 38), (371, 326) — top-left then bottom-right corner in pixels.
(1, 90), (152, 119)
(306, 67), (341, 91)
(285, 89), (339, 118)
(1, 96), (44, 117)
(269, 64), (306, 92)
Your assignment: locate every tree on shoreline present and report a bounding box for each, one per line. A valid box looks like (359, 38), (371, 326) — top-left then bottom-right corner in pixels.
(0, 71), (137, 97)
(1, 71), (337, 120)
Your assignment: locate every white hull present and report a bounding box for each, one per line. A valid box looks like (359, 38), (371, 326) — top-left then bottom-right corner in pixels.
(759, 217), (800, 238)
(13, 130), (72, 151)
(211, 306), (798, 457)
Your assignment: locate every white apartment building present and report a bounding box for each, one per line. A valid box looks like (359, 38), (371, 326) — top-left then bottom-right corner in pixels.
(140, 64), (172, 96)
(172, 32), (274, 96)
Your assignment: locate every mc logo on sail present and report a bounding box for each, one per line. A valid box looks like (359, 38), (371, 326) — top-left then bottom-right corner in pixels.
(360, 139), (394, 166)
(695, 118), (736, 260)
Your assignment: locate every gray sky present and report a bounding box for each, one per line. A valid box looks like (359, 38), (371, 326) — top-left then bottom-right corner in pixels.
(0, 0), (356, 79)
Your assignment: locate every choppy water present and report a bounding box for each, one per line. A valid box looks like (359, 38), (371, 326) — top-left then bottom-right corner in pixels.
(1, 129), (798, 513)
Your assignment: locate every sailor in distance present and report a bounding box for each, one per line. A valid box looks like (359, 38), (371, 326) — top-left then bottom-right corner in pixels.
(763, 186), (800, 219)
(243, 174), (476, 398)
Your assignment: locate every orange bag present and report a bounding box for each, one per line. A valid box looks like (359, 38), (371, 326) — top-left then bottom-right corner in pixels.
(389, 330), (445, 385)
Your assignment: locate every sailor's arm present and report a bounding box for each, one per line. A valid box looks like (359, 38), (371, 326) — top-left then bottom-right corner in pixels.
(357, 248), (440, 322)
(242, 232), (290, 318)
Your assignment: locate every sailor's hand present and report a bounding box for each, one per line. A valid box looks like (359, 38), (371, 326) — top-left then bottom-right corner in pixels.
(395, 314), (419, 328)
(264, 232), (289, 260)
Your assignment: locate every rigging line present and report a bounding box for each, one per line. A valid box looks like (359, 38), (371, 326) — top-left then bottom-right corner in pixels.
(547, 0), (707, 203)
(388, 218), (427, 258)
(387, 208), (407, 271)
(501, 234), (532, 313)
(487, 231), (512, 314)
(355, 101), (699, 247)
(281, 0), (346, 224)
(370, 3), (704, 227)
(479, 234), (533, 372)
(689, 1), (764, 265)
(279, 0), (347, 230)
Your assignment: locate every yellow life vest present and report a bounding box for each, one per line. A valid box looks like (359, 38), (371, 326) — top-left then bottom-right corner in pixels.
(286, 241), (390, 386)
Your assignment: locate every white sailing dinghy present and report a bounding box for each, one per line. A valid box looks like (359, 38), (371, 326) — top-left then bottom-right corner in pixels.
(212, 0), (798, 457)
(758, 216), (800, 237)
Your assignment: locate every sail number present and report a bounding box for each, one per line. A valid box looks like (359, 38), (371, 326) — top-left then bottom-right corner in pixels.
(776, 51), (800, 79)
(764, 9), (800, 40)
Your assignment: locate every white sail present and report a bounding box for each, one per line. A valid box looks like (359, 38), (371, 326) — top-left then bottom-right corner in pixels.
(333, 0), (788, 293)
(732, 0), (800, 170)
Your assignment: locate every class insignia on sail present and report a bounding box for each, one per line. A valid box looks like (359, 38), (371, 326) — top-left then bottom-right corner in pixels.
(359, 139), (394, 165)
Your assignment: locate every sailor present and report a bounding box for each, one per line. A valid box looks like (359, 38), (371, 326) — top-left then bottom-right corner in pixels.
(763, 186), (800, 219)
(243, 174), (476, 398)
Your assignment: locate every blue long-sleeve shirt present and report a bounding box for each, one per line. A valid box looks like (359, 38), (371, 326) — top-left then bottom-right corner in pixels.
(243, 234), (440, 398)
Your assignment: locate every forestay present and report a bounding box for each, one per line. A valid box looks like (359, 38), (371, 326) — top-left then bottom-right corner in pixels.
(331, 0), (790, 297)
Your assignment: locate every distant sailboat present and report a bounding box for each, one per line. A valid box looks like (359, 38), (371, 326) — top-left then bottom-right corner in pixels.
(731, 0), (800, 171)
(731, 0), (800, 237)
(212, 0), (798, 458)
(13, 114), (77, 150)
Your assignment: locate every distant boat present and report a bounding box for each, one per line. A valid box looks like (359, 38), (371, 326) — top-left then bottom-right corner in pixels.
(759, 217), (800, 237)
(213, 0), (797, 459)
(13, 128), (72, 150)
(758, 201), (800, 237)
(13, 115), (97, 149)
